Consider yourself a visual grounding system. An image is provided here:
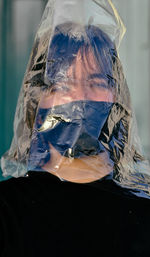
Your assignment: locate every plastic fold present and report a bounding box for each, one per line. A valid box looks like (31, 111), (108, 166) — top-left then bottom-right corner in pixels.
(1, 0), (150, 198)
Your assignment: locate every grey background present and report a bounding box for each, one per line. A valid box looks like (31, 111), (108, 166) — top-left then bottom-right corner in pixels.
(113, 0), (150, 159)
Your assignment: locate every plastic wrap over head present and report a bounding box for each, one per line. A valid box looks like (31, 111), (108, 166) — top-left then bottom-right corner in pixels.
(37, 0), (125, 47)
(1, 0), (150, 198)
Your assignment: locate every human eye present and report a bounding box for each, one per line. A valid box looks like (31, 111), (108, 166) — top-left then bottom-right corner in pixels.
(88, 83), (96, 89)
(51, 84), (70, 93)
(89, 82), (107, 89)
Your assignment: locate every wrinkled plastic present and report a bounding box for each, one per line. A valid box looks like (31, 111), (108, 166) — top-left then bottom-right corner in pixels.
(1, 0), (150, 198)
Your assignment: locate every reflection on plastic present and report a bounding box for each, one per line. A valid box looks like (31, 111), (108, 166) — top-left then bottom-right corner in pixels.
(28, 101), (114, 181)
(1, 0), (150, 198)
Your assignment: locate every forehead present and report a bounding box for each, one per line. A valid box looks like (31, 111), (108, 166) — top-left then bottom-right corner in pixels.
(67, 47), (100, 80)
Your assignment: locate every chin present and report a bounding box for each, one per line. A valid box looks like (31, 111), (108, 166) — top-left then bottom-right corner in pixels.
(42, 152), (113, 184)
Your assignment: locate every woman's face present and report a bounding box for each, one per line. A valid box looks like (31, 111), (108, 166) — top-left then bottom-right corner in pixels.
(36, 48), (114, 183)
(40, 49), (114, 108)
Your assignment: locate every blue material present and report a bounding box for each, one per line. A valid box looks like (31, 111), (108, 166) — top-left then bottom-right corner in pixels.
(28, 101), (113, 171)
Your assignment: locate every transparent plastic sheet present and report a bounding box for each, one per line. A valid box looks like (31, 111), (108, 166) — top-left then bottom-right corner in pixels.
(1, 0), (150, 198)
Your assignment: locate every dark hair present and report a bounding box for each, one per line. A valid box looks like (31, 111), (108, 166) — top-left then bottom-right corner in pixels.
(26, 22), (121, 131)
(45, 23), (117, 88)
(26, 22), (129, 169)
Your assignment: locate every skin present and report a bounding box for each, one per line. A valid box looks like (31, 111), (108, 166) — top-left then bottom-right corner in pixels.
(38, 48), (114, 183)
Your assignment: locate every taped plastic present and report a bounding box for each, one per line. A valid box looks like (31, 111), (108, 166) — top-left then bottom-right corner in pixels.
(1, 0), (150, 198)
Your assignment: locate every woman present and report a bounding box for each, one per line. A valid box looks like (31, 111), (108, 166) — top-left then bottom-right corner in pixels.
(27, 23), (130, 185)
(1, 1), (150, 256)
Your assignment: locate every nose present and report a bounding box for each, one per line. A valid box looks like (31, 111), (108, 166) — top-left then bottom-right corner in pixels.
(75, 83), (86, 100)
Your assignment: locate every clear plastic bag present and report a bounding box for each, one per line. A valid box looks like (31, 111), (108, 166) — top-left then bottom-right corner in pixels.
(1, 0), (150, 198)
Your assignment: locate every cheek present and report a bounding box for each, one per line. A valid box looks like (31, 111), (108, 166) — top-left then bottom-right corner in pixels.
(39, 91), (76, 108)
(86, 88), (114, 102)
(39, 94), (53, 108)
(39, 92), (68, 108)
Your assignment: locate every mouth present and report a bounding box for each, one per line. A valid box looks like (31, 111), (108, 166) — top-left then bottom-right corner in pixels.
(64, 146), (103, 158)
(64, 133), (105, 158)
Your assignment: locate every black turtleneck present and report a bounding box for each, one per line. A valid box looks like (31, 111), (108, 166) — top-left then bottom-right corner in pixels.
(0, 171), (150, 257)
